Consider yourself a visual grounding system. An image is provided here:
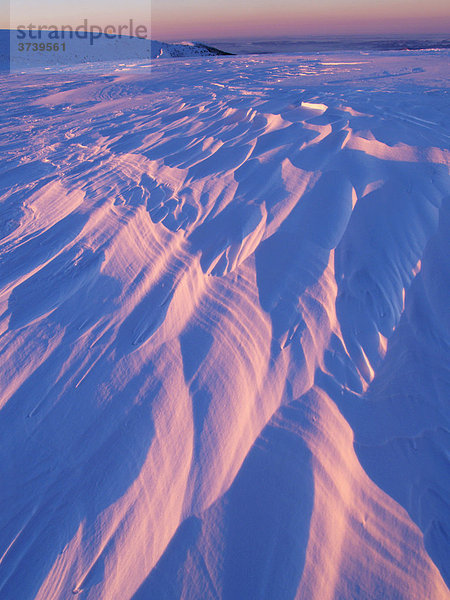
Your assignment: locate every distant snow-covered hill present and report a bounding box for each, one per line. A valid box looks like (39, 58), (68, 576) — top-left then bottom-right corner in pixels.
(154, 40), (232, 58)
(1, 30), (231, 70)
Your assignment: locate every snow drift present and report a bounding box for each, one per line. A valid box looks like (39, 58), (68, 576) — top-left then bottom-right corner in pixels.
(0, 50), (449, 599)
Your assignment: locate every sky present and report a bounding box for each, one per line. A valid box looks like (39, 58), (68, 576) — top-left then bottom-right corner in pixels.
(4, 0), (450, 39)
(152, 0), (450, 40)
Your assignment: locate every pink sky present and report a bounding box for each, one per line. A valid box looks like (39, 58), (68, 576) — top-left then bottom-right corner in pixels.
(5, 0), (450, 38)
(151, 0), (450, 40)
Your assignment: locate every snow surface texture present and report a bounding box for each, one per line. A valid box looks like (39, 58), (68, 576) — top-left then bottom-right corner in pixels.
(0, 50), (449, 599)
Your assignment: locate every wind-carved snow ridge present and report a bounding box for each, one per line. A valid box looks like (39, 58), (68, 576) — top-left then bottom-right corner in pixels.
(0, 51), (449, 599)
